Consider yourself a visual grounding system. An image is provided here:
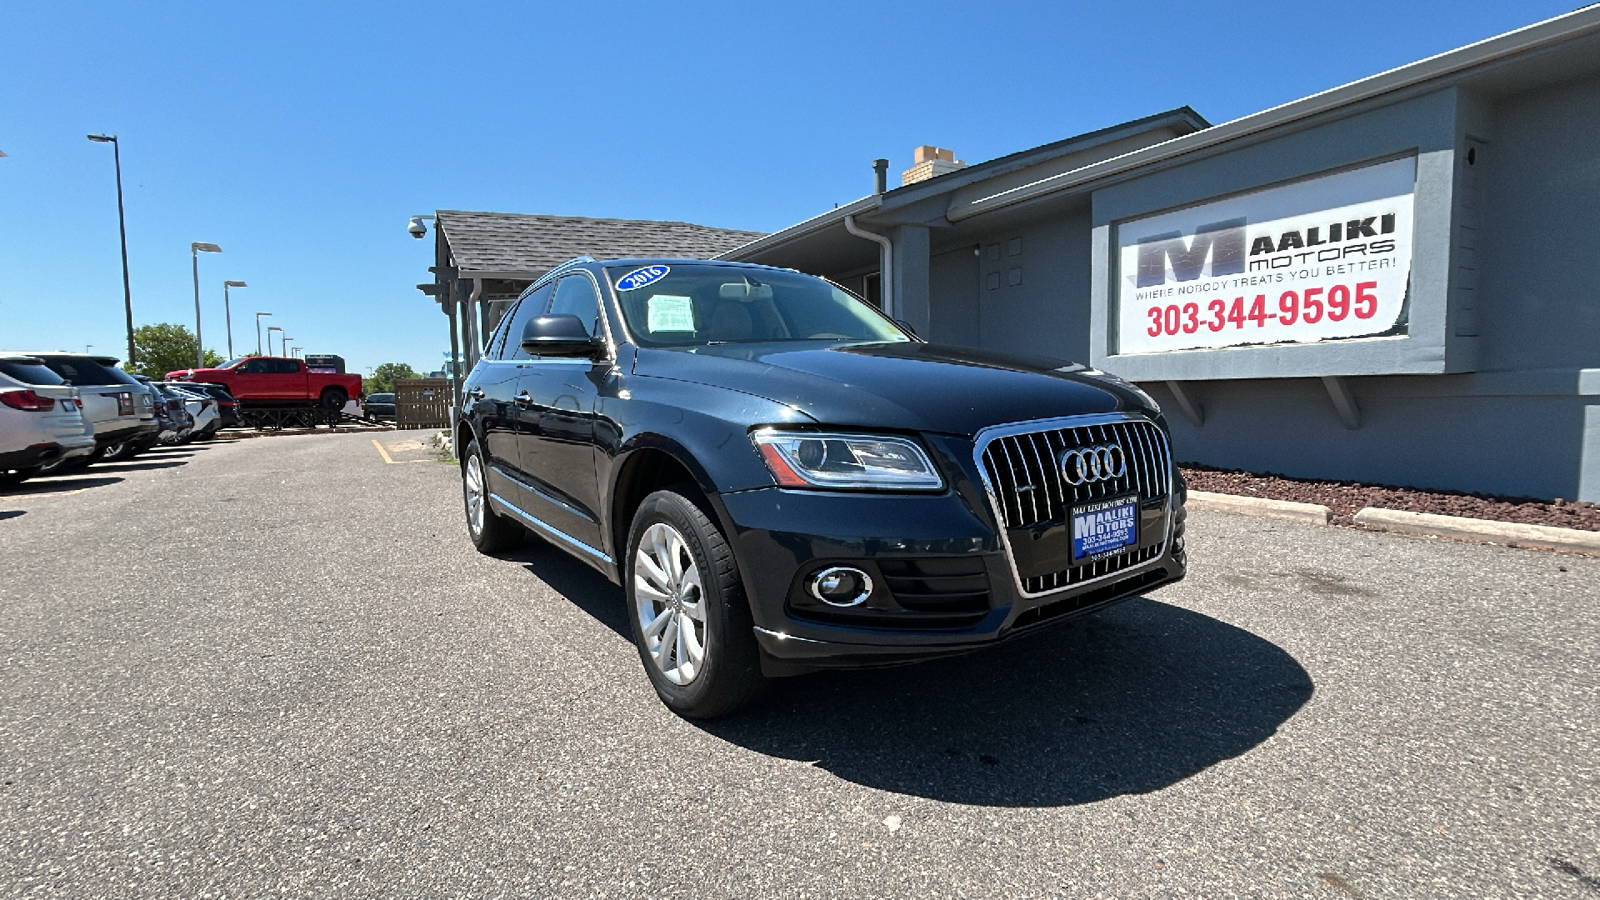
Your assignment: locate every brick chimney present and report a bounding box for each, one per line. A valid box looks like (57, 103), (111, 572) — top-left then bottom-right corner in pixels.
(901, 145), (966, 185)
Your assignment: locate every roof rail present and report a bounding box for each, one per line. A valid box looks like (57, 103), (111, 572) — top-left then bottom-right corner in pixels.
(532, 255), (597, 288)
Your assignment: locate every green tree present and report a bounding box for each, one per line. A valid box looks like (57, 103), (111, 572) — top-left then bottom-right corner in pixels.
(367, 362), (419, 394)
(129, 323), (223, 378)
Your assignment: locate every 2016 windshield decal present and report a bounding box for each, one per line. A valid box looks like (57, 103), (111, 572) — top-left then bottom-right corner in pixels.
(615, 265), (670, 291)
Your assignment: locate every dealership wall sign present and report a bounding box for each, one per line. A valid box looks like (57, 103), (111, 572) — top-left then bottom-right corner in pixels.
(1116, 157), (1415, 355)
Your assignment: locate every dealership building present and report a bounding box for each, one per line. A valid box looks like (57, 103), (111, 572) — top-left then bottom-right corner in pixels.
(422, 8), (1599, 502)
(715, 8), (1600, 503)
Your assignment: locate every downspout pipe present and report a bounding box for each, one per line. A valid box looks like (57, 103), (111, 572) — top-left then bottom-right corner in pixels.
(466, 278), (484, 368)
(843, 214), (893, 319)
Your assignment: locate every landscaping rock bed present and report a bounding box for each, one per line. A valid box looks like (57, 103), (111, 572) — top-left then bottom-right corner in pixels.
(1180, 464), (1600, 532)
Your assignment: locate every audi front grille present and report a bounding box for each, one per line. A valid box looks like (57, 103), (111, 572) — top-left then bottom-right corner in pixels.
(975, 413), (1173, 598)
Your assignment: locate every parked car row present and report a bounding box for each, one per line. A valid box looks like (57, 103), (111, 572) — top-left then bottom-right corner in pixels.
(0, 351), (240, 486)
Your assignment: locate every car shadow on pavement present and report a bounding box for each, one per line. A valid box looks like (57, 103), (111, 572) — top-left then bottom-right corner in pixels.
(3, 476), (124, 495)
(92, 459), (189, 473)
(512, 540), (1314, 808)
(705, 598), (1313, 807)
(0, 510), (24, 520)
(511, 541), (632, 639)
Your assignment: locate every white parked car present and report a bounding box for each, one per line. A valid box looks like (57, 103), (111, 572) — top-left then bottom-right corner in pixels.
(7, 352), (159, 462)
(0, 355), (97, 485)
(158, 383), (220, 440)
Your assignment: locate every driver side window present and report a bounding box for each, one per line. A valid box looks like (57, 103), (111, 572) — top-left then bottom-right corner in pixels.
(503, 282), (556, 361)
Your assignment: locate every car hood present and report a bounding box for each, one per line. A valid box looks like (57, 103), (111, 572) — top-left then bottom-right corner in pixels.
(631, 341), (1154, 437)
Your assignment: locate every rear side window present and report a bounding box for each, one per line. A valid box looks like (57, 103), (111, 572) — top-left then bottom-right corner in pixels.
(272, 359), (301, 374)
(40, 357), (138, 386)
(0, 361), (66, 385)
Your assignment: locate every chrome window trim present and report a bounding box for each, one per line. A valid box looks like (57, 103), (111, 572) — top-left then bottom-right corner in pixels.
(971, 411), (1172, 601)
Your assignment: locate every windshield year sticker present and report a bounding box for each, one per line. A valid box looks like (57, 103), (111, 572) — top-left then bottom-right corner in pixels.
(647, 295), (696, 332)
(616, 265), (670, 291)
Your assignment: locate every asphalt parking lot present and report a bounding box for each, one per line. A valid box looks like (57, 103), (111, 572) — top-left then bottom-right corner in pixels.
(2, 433), (1596, 899)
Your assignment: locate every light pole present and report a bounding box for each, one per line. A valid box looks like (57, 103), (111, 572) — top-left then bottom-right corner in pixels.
(190, 242), (222, 367)
(223, 281), (247, 358)
(255, 312), (272, 355)
(280, 337), (293, 357)
(267, 326), (282, 356)
(88, 134), (137, 366)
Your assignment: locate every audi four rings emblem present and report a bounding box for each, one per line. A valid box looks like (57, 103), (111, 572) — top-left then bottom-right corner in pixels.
(1060, 444), (1126, 485)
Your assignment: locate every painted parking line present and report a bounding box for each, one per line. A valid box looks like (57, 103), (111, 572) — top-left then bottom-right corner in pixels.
(371, 438), (435, 465)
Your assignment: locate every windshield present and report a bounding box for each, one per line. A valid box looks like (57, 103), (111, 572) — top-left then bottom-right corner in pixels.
(219, 358), (247, 369)
(605, 264), (910, 349)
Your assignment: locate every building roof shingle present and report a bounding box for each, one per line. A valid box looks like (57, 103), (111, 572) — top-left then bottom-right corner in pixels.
(436, 210), (765, 278)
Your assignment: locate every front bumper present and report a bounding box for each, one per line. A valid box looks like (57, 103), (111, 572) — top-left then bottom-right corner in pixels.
(716, 481), (1187, 673)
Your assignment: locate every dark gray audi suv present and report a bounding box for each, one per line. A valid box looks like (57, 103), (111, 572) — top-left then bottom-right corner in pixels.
(457, 257), (1187, 717)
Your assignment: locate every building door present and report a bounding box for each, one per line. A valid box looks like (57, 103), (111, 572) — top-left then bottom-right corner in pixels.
(928, 244), (981, 346)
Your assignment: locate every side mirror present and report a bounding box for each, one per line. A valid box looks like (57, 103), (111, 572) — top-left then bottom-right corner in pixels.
(522, 314), (601, 357)
(895, 319), (921, 340)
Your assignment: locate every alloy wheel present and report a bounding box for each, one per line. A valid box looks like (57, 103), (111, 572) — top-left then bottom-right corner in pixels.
(463, 453), (486, 535)
(633, 522), (706, 685)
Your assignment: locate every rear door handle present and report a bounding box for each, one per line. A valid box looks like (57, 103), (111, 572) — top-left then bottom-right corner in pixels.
(467, 387), (485, 400)
(514, 391), (533, 408)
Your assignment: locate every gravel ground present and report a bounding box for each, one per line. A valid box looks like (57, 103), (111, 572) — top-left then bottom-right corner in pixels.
(1182, 464), (1600, 531)
(2, 434), (1597, 898)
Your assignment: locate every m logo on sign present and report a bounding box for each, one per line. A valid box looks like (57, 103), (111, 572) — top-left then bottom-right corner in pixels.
(1135, 218), (1246, 287)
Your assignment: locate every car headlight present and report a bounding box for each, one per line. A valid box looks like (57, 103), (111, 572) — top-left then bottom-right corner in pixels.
(750, 428), (943, 490)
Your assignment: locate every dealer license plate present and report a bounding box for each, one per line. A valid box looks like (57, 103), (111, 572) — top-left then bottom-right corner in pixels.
(1071, 494), (1139, 563)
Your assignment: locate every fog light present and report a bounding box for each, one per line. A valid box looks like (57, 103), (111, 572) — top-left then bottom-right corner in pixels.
(809, 566), (873, 607)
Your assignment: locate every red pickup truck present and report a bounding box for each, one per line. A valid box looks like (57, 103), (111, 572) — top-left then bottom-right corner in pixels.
(168, 357), (363, 411)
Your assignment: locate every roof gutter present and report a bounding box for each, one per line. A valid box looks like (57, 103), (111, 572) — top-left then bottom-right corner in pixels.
(842, 214), (893, 318)
(716, 195), (879, 261)
(948, 5), (1600, 222)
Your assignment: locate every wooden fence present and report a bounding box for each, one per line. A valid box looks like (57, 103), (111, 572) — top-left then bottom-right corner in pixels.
(394, 378), (452, 430)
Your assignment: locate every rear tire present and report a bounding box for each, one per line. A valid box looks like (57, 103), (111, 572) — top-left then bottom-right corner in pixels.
(461, 437), (521, 553)
(320, 388), (348, 412)
(626, 489), (766, 718)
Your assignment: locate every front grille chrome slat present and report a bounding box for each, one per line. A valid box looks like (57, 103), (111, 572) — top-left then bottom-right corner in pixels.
(977, 414), (1172, 599)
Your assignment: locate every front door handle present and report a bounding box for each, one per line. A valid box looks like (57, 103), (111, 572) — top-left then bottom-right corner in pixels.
(466, 387), (485, 401)
(514, 391), (533, 408)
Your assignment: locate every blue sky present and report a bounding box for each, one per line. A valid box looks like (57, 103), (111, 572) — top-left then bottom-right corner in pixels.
(0, 0), (1579, 376)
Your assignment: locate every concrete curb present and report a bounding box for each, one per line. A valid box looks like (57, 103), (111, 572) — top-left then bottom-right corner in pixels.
(1187, 491), (1332, 525)
(1353, 507), (1600, 556)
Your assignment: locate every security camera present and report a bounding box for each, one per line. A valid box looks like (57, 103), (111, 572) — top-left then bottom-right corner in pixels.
(408, 216), (428, 239)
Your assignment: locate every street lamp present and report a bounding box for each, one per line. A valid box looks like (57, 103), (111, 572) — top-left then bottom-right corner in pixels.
(223, 281), (247, 358)
(88, 134), (137, 366)
(255, 312), (272, 356)
(190, 242), (222, 368)
(267, 326), (282, 356)
(280, 336), (293, 357)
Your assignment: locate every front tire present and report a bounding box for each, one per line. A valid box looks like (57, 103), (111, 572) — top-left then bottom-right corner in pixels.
(0, 468), (38, 487)
(626, 489), (766, 718)
(461, 437), (521, 553)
